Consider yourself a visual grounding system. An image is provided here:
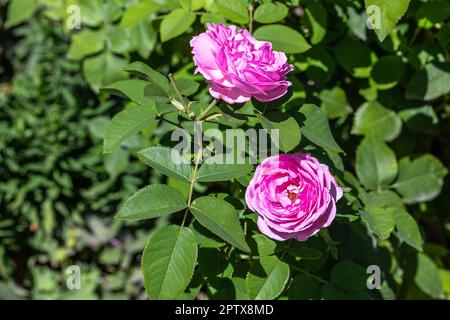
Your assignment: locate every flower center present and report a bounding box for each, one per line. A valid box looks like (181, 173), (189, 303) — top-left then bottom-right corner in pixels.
(287, 191), (297, 201)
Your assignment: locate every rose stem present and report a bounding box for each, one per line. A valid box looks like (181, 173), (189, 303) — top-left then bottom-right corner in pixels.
(197, 99), (218, 121)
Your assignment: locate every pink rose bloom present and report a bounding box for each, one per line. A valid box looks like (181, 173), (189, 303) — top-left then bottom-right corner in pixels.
(190, 23), (293, 104)
(245, 153), (343, 241)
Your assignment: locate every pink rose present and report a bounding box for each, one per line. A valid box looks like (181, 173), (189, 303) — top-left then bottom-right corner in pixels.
(245, 153), (343, 241)
(190, 23), (293, 104)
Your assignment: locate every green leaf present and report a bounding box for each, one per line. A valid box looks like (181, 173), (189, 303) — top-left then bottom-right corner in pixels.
(102, 79), (154, 107)
(103, 105), (156, 153)
(104, 148), (129, 177)
(216, 0), (249, 24)
(105, 25), (130, 55)
(254, 25), (311, 54)
(331, 260), (367, 292)
(299, 104), (343, 153)
(144, 83), (169, 103)
(6, 0), (37, 28)
(352, 101), (402, 142)
(190, 196), (250, 252)
(254, 2), (288, 24)
(116, 185), (186, 221)
(286, 244), (323, 260)
(126, 20), (157, 59)
(399, 106), (439, 135)
(197, 156), (253, 182)
(305, 2), (327, 45)
(67, 30), (104, 60)
(371, 56), (405, 90)
(124, 61), (169, 91)
(142, 225), (198, 299)
(160, 9), (196, 42)
(393, 208), (423, 251)
(120, 0), (160, 29)
(393, 155), (447, 204)
(83, 52), (128, 92)
(251, 234), (278, 257)
(360, 206), (396, 240)
(321, 284), (349, 300)
(246, 255), (290, 300)
(334, 38), (372, 78)
(318, 86), (352, 121)
(414, 253), (444, 299)
(169, 78), (200, 97)
(138, 146), (193, 183)
(287, 275), (321, 300)
(365, 0), (411, 42)
(355, 136), (398, 190)
(257, 112), (302, 153)
(406, 63), (450, 101)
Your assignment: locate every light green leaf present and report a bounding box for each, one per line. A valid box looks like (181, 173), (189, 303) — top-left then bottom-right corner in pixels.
(197, 156), (253, 182)
(360, 206), (396, 240)
(6, 0), (37, 28)
(104, 148), (129, 177)
(356, 136), (398, 190)
(67, 29), (104, 60)
(305, 2), (327, 44)
(126, 20), (157, 59)
(352, 101), (402, 142)
(254, 25), (311, 54)
(299, 104), (343, 153)
(216, 0), (249, 24)
(103, 105), (156, 153)
(124, 61), (169, 91)
(138, 146), (193, 183)
(257, 112), (301, 153)
(120, 0), (160, 29)
(365, 0), (411, 42)
(160, 9), (196, 42)
(414, 253), (444, 299)
(83, 52), (128, 92)
(251, 234), (278, 257)
(318, 86), (352, 121)
(406, 63), (450, 101)
(246, 255), (290, 300)
(393, 155), (447, 204)
(393, 208), (423, 251)
(190, 196), (250, 252)
(102, 79), (154, 107)
(254, 2), (288, 24)
(142, 225), (198, 299)
(116, 185), (186, 221)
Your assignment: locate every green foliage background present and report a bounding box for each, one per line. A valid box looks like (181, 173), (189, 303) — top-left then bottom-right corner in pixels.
(1, 0), (450, 300)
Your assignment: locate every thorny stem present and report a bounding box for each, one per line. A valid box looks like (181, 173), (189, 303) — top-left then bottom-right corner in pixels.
(197, 99), (218, 121)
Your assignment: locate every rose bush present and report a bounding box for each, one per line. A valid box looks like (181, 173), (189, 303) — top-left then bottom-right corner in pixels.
(3, 0), (450, 301)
